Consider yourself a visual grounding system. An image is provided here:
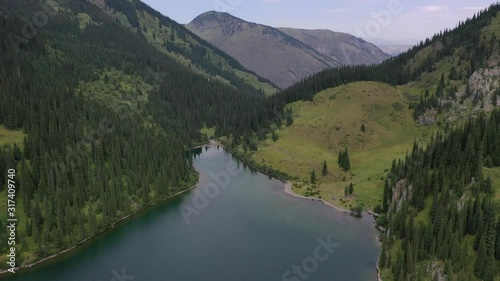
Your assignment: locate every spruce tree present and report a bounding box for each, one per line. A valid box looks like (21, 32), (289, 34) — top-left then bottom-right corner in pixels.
(343, 148), (351, 171)
(495, 218), (500, 260)
(310, 169), (316, 184)
(474, 233), (487, 278)
(382, 179), (391, 212)
(322, 161), (328, 176)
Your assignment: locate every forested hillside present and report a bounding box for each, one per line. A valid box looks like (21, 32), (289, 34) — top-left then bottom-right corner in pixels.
(1, 0), (500, 279)
(101, 0), (277, 94)
(0, 0), (280, 269)
(268, 4), (499, 111)
(240, 4), (500, 281)
(378, 110), (500, 280)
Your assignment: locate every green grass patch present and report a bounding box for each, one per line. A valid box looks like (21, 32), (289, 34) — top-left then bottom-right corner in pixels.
(0, 125), (25, 146)
(200, 126), (216, 139)
(252, 81), (434, 209)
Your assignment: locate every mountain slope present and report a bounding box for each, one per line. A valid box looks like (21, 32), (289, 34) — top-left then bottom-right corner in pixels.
(90, 0), (277, 95)
(0, 0), (280, 270)
(278, 28), (389, 66)
(252, 82), (430, 208)
(186, 11), (389, 88)
(377, 44), (412, 56)
(241, 4), (500, 281)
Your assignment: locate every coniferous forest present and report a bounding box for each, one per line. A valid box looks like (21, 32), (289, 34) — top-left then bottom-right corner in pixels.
(0, 0), (499, 280)
(378, 111), (500, 280)
(0, 0), (282, 267)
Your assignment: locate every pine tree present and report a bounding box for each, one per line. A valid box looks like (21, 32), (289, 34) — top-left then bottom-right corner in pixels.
(322, 161), (328, 176)
(21, 159), (34, 218)
(310, 170), (316, 184)
(348, 183), (354, 195)
(382, 179), (390, 212)
(495, 218), (500, 260)
(448, 66), (458, 80)
(474, 234), (487, 278)
(343, 148), (351, 171)
(338, 148), (351, 171)
(435, 73), (446, 97)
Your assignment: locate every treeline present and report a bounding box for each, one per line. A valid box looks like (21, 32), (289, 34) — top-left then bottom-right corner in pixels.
(266, 3), (500, 112)
(0, 14), (196, 262)
(106, 0), (277, 94)
(0, 0), (283, 267)
(378, 110), (500, 280)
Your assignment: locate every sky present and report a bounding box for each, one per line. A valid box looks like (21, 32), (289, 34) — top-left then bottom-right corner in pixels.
(141, 0), (497, 45)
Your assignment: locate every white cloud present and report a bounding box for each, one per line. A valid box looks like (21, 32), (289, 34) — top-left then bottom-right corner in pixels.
(417, 5), (450, 13)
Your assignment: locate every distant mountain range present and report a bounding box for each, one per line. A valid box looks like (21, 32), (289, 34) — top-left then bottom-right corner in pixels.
(377, 45), (412, 56)
(186, 12), (390, 88)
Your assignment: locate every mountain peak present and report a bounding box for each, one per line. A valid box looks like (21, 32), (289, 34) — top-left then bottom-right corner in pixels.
(190, 11), (246, 26)
(186, 12), (389, 88)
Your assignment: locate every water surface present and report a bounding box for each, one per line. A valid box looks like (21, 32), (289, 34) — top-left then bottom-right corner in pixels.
(2, 146), (380, 281)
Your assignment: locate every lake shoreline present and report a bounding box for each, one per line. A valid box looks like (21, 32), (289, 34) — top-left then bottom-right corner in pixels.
(2, 141), (383, 281)
(0, 178), (200, 277)
(284, 182), (384, 281)
(213, 140), (376, 217)
(212, 140), (383, 281)
(283, 181), (351, 213)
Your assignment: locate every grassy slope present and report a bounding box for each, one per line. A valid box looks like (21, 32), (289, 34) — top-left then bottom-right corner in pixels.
(0, 126), (25, 146)
(252, 81), (433, 210)
(252, 12), (500, 212)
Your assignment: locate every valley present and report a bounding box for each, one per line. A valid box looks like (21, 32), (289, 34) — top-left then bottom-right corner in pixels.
(251, 82), (432, 210)
(0, 0), (499, 280)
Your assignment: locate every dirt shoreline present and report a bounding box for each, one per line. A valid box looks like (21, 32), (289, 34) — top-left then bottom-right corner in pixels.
(0, 179), (199, 276)
(2, 141), (383, 280)
(283, 181), (352, 213)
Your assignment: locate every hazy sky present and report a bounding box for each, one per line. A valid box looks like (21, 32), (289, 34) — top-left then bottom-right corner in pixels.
(141, 0), (496, 45)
